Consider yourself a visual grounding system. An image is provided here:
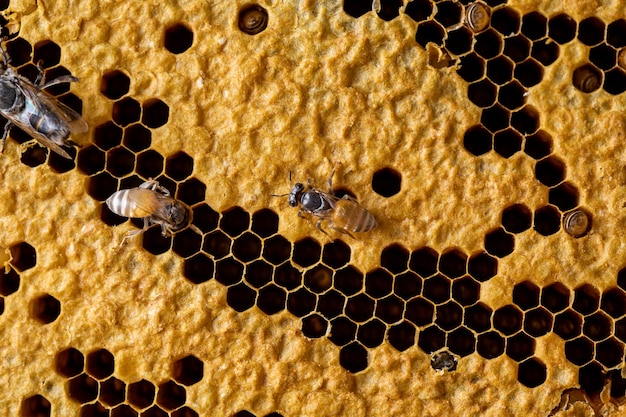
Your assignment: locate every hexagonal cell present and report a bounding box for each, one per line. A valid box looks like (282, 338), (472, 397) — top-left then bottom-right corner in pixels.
(608, 369), (626, 399)
(435, 301), (463, 331)
(438, 249), (466, 279)
(111, 404), (137, 417)
(32, 40), (60, 70)
(583, 311), (613, 341)
(105, 146), (135, 178)
(274, 262), (301, 291)
(394, 271), (422, 300)
(100, 376), (126, 407)
(451, 276), (480, 306)
(120, 124), (151, 153)
(316, 241), (350, 271)
(433, 1), (461, 28)
(214, 257), (244, 286)
(481, 103), (510, 133)
(48, 146), (77, 173)
(317, 289), (345, 320)
(334, 265), (363, 296)
(19, 146), (47, 169)
(171, 229), (201, 259)
(468, 251), (498, 282)
(243, 259), (273, 289)
(487, 55), (514, 85)
(227, 282), (256, 312)
(378, 244), (408, 274)
(68, 373), (99, 403)
(607, 19), (626, 48)
(590, 43), (617, 71)
(540, 282), (570, 313)
(371, 167), (401, 197)
(521, 11), (547, 41)
(553, 309), (582, 341)
(173, 355), (203, 386)
(156, 380), (186, 411)
(345, 293), (375, 323)
(142, 98), (169, 129)
(375, 294), (404, 324)
(287, 287), (316, 317)
(475, 29), (503, 60)
(247, 209), (278, 239)
(259, 235), (290, 266)
(547, 182), (579, 213)
(302, 264), (331, 293)
(524, 130), (553, 160)
(601, 287), (626, 318)
(423, 274), (451, 304)
(404, 0), (432, 23)
(531, 39), (560, 66)
(457, 53), (486, 83)
(364, 268), (393, 298)
(498, 80), (527, 111)
(533, 205), (561, 236)
(200, 231), (230, 260)
(511, 105), (540, 135)
(39, 66), (71, 96)
(463, 125), (492, 156)
(342, 0), (370, 18)
(578, 362), (604, 395)
(86, 349), (114, 380)
(405, 297), (435, 327)
(503, 35), (531, 63)
(445, 26), (473, 56)
(573, 284), (600, 315)
(484, 227), (515, 258)
(447, 326), (476, 357)
(164, 151), (194, 181)
(517, 357), (546, 388)
(134, 150), (164, 180)
(564, 336), (594, 366)
(417, 324), (446, 353)
(127, 379), (156, 410)
(112, 97), (141, 127)
(388, 320), (416, 352)
(468, 79), (496, 108)
(514, 58), (544, 88)
(101, 70), (130, 100)
(500, 204), (532, 235)
(30, 293), (61, 324)
(548, 13), (577, 44)
(513, 281), (540, 310)
(339, 341), (368, 373)
(477, 331), (505, 359)
(523, 307), (553, 337)
(328, 316), (357, 346)
(164, 23), (194, 53)
(506, 331), (535, 361)
(596, 337), (624, 369)
(490, 6), (520, 36)
(464, 302), (493, 332)
(55, 347), (84, 378)
(291, 237), (321, 268)
(604, 67), (626, 95)
(77, 145), (105, 176)
(302, 313), (328, 338)
(231, 232), (262, 263)
(415, 21), (445, 48)
(376, 0), (403, 21)
(0, 267), (20, 296)
(257, 284), (286, 315)
(493, 304), (523, 336)
(21, 394), (52, 417)
(575, 17), (606, 47)
(141, 405), (168, 417)
(357, 318), (386, 348)
(10, 242), (36, 272)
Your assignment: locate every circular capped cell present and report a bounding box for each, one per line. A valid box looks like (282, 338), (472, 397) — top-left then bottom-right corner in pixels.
(86, 348), (114, 380)
(304, 264), (333, 293)
(388, 320), (416, 352)
(548, 13), (577, 44)
(100, 70), (130, 100)
(292, 237), (321, 267)
(21, 394), (51, 417)
(465, 2), (490, 33)
(477, 331), (505, 359)
(328, 316), (357, 347)
(257, 284), (286, 315)
(375, 294), (404, 324)
(232, 232), (262, 263)
(438, 248), (467, 279)
(468, 79), (497, 108)
(394, 271), (422, 300)
(517, 357), (546, 388)
(112, 97), (141, 127)
(372, 167), (401, 197)
(251, 208), (279, 238)
(548, 182), (579, 212)
(287, 287), (316, 317)
(173, 355), (204, 386)
(405, 296), (435, 327)
(464, 302), (493, 332)
(317, 289), (345, 320)
(55, 347), (84, 378)
(244, 259), (273, 289)
(506, 331), (535, 361)
(156, 380), (186, 411)
(227, 282), (256, 312)
(415, 21), (445, 48)
(165, 151), (194, 181)
(535, 156), (566, 187)
(322, 239), (351, 269)
(339, 342), (368, 373)
(578, 17), (606, 46)
(417, 325), (445, 353)
(262, 235), (291, 265)
(334, 265), (363, 296)
(365, 268), (393, 298)
(467, 251), (497, 282)
(573, 63), (603, 93)
(463, 124), (493, 156)
(553, 309), (582, 340)
(142, 98), (169, 128)
(490, 6), (521, 36)
(164, 23), (194, 53)
(30, 293), (61, 324)
(357, 318), (386, 348)
(493, 304), (523, 335)
(493, 128), (523, 158)
(302, 313), (328, 338)
(380, 243), (409, 274)
(345, 293), (375, 322)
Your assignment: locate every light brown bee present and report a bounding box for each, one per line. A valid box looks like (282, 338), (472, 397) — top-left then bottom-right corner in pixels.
(106, 179), (190, 244)
(465, 2), (490, 33)
(563, 209), (591, 238)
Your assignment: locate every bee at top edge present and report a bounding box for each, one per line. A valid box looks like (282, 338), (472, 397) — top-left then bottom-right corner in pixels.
(274, 168), (377, 238)
(106, 179), (191, 245)
(0, 40), (88, 159)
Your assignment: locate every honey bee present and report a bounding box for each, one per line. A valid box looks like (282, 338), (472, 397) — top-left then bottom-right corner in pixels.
(106, 179), (190, 244)
(276, 169), (377, 237)
(0, 43), (88, 159)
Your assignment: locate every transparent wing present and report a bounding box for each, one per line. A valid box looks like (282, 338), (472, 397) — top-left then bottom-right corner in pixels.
(21, 82), (88, 134)
(128, 188), (169, 219)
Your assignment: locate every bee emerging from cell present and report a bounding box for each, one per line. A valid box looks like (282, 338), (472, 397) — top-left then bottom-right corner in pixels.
(106, 179), (192, 246)
(0, 40), (88, 159)
(274, 168), (377, 238)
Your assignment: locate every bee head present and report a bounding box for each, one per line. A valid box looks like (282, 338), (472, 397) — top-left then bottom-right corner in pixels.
(288, 183), (305, 207)
(168, 202), (189, 229)
(0, 78), (16, 109)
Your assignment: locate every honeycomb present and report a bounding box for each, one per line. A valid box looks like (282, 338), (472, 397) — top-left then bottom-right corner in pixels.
(3, 0), (626, 415)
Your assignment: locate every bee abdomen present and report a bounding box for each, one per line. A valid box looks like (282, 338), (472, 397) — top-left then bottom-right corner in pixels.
(349, 208), (377, 232)
(30, 112), (68, 139)
(336, 203), (377, 233)
(106, 190), (136, 217)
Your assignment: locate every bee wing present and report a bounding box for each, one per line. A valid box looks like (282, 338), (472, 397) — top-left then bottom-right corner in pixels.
(22, 84), (88, 134)
(129, 188), (171, 219)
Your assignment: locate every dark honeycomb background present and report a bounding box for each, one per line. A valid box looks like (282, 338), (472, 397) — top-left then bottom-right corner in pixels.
(6, 0), (626, 416)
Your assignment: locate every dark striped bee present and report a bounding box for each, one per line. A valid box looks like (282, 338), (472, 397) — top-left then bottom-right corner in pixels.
(0, 43), (87, 159)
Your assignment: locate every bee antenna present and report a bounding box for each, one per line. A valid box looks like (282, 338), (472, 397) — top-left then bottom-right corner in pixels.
(271, 192), (290, 198)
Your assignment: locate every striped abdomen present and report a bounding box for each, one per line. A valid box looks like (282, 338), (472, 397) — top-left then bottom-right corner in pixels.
(330, 199), (377, 233)
(106, 189), (157, 219)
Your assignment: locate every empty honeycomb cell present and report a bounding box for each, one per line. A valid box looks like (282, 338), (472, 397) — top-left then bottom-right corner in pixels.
(515, 59), (544, 88)
(33, 40), (61, 69)
(329, 316), (357, 346)
(0, 267), (20, 296)
(417, 324), (446, 353)
(183, 252), (214, 284)
(112, 97), (141, 127)
(610, 370), (626, 399)
(100, 377), (125, 407)
(524, 130), (553, 159)
(357, 318), (386, 348)
(583, 311), (613, 341)
(127, 379), (156, 410)
(607, 19), (626, 48)
(493, 128), (523, 158)
(141, 99), (169, 129)
(164, 23), (194, 53)
(10, 242), (37, 272)
(493, 305), (523, 336)
(172, 229), (202, 259)
(21, 394), (51, 417)
(244, 260), (273, 289)
(405, 297), (435, 326)
(619, 268), (626, 291)
(172, 356), (204, 387)
(340, 341), (368, 373)
(533, 205), (561, 236)
(468, 79), (497, 108)
(302, 313), (328, 338)
(189, 205), (218, 234)
(463, 124), (493, 156)
(436, 301), (463, 331)
(304, 264), (333, 293)
(535, 156), (566, 187)
(457, 53), (486, 83)
(451, 276), (480, 306)
(287, 287), (316, 317)
(68, 373), (99, 403)
(553, 309), (582, 340)
(595, 337), (624, 369)
(487, 56), (514, 85)
(174, 179), (206, 207)
(464, 302), (492, 332)
(505, 332), (535, 362)
(541, 282), (570, 313)
(100, 70), (130, 100)
(77, 145), (105, 175)
(423, 274), (451, 304)
(20, 147), (47, 169)
(142, 405), (168, 417)
(415, 21), (445, 48)
(0, 298), (3, 315)
(467, 251), (497, 282)
(601, 287), (626, 318)
(590, 43), (617, 71)
(548, 182), (579, 212)
(141, 226), (172, 255)
(434, 0), (462, 28)
(387, 320), (416, 352)
(250, 208), (279, 238)
(517, 357), (546, 388)
(394, 271), (422, 300)
(477, 331), (505, 359)
(171, 407), (199, 417)
(404, 0), (433, 22)
(375, 294), (404, 324)
(603, 67), (626, 95)
(376, 0), (403, 21)
(334, 266), (363, 296)
(503, 35), (531, 63)
(164, 151), (194, 181)
(513, 281), (540, 310)
(480, 103), (510, 133)
(59, 90), (84, 113)
(86, 349), (115, 380)
(519, 11), (547, 41)
(274, 262), (302, 290)
(523, 307), (553, 337)
(321, 240), (350, 269)
(548, 13), (577, 44)
(484, 227), (515, 258)
(577, 17), (606, 47)
(491, 6), (521, 37)
(262, 235), (291, 265)
(438, 249), (467, 279)
(365, 268), (393, 298)
(215, 257), (244, 286)
(134, 150), (164, 179)
(231, 232), (262, 263)
(106, 147), (135, 178)
(156, 380), (186, 411)
(565, 336), (594, 366)
(94, 121), (123, 151)
(501, 204), (532, 234)
(292, 237), (322, 268)
(42, 66), (72, 96)
(371, 167), (402, 197)
(531, 39), (560, 66)
(342, 0), (370, 18)
(474, 29), (503, 59)
(380, 244), (409, 274)
(345, 293), (375, 322)
(80, 402), (108, 417)
(573, 284), (600, 315)
(55, 348), (84, 378)
(6, 37), (31, 66)
(579, 362), (605, 396)
(111, 404), (137, 417)
(122, 124), (151, 153)
(227, 282), (257, 312)
(447, 326), (476, 357)
(444, 26), (473, 56)
(215, 209), (249, 241)
(30, 293), (61, 324)
(257, 284), (286, 315)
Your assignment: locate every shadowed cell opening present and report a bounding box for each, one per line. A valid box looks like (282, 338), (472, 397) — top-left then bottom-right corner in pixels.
(164, 23), (194, 53)
(30, 293), (61, 324)
(21, 395), (51, 417)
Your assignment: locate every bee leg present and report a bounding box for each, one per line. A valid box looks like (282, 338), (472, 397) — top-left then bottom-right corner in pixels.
(315, 220), (331, 238)
(140, 179), (160, 190)
(329, 224), (357, 240)
(34, 59), (45, 86)
(327, 167), (336, 194)
(40, 75), (79, 90)
(0, 120), (13, 153)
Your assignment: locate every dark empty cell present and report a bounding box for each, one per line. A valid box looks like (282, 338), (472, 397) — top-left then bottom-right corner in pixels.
(438, 249), (466, 279)
(340, 341), (368, 373)
(548, 13), (577, 44)
(564, 336), (594, 366)
(579, 362), (605, 396)
(304, 264), (332, 293)
(220, 206), (250, 238)
(112, 97), (141, 127)
(203, 230), (232, 259)
(136, 150), (164, 179)
(86, 349), (114, 380)
(596, 337), (624, 369)
(41, 66), (71, 96)
(506, 332), (535, 361)
(619, 268), (626, 291)
(173, 355), (203, 387)
(334, 266), (363, 296)
(523, 307), (553, 337)
(101, 70), (130, 100)
(317, 290), (345, 319)
(467, 251), (497, 282)
(30, 293), (61, 324)
(609, 369), (626, 399)
(404, 0), (433, 22)
(512, 281), (540, 310)
(141, 406), (168, 417)
(603, 67), (626, 95)
(415, 21), (445, 48)
(172, 228), (202, 258)
(434, 1), (462, 28)
(423, 274), (451, 304)
(493, 304), (523, 336)
(365, 268), (393, 298)
(573, 284), (600, 315)
(183, 253), (214, 284)
(371, 167), (401, 197)
(463, 124), (492, 156)
(457, 53), (486, 83)
(491, 6), (521, 37)
(375, 294), (404, 324)
(376, 0), (402, 21)
(451, 276), (480, 306)
(435, 301), (463, 331)
(548, 182), (579, 212)
(444, 26), (473, 56)
(21, 394), (51, 417)
(165, 151), (194, 181)
(227, 282), (256, 312)
(480, 104), (510, 133)
(68, 373), (99, 403)
(517, 357), (546, 388)
(533, 205), (561, 236)
(602, 287), (626, 318)
(503, 35), (531, 63)
(0, 268), (19, 297)
(257, 284), (286, 315)
(127, 379), (155, 410)
(357, 318), (386, 348)
(447, 327), (476, 357)
(55, 347), (84, 378)
(156, 380), (186, 411)
(493, 128), (523, 158)
(590, 43), (617, 70)
(215, 257), (244, 286)
(535, 156), (566, 187)
(263, 235), (291, 265)
(464, 302), (493, 332)
(487, 56), (514, 85)
(388, 320), (416, 352)
(409, 247), (439, 277)
(541, 282), (570, 313)
(607, 19), (626, 48)
(106, 146), (135, 178)
(100, 377), (126, 407)
(329, 316), (357, 346)
(521, 11), (547, 41)
(292, 237), (321, 268)
(394, 271), (422, 300)
(121, 124), (151, 153)
(405, 297), (435, 326)
(274, 262), (302, 291)
(514, 58), (544, 87)
(477, 331), (505, 359)
(468, 79), (497, 108)
(20, 146), (47, 169)
(583, 311), (612, 341)
(524, 130), (553, 159)
(501, 204), (532, 234)
(484, 227), (515, 258)
(345, 293), (375, 322)
(5, 38), (32, 66)
(553, 309), (582, 340)
(572, 63), (603, 94)
(77, 145), (105, 175)
(111, 404), (137, 417)
(531, 39), (560, 66)
(10, 242), (36, 272)
(94, 121), (123, 151)
(342, 0), (370, 18)
(287, 287), (316, 317)
(142, 98), (169, 128)
(87, 172), (119, 202)
(577, 16), (606, 47)
(164, 23), (194, 53)
(176, 178), (206, 206)
(0, 297), (4, 315)
(321, 239), (351, 269)
(417, 325), (445, 353)
(474, 29), (503, 59)
(232, 232), (262, 263)
(33, 40), (61, 69)
(380, 244), (409, 274)
(251, 208), (279, 238)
